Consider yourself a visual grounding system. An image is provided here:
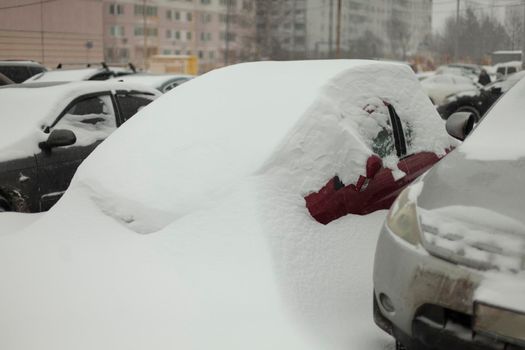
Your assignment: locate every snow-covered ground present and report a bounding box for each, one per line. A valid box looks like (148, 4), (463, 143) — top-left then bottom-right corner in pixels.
(0, 60), (447, 349)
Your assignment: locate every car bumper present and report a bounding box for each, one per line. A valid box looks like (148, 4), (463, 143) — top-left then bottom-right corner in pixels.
(373, 223), (525, 349)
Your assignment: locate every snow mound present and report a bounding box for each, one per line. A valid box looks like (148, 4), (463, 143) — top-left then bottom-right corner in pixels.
(74, 60), (452, 233)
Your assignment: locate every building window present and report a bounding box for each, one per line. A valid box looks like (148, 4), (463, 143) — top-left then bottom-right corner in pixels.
(175, 11), (181, 20)
(163, 49), (172, 55)
(186, 31), (192, 40)
(201, 0), (211, 4)
(166, 9), (172, 19)
(175, 31), (181, 39)
(166, 29), (172, 38)
(110, 25), (125, 37)
(198, 50), (204, 59)
(201, 13), (212, 23)
(134, 27), (157, 37)
(134, 5), (157, 17)
(186, 12), (193, 21)
(109, 3), (124, 15)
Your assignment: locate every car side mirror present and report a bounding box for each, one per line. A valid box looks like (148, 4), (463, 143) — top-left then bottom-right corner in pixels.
(39, 129), (76, 150)
(446, 112), (476, 141)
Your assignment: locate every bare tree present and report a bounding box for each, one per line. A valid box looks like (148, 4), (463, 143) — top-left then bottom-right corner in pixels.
(505, 13), (523, 50)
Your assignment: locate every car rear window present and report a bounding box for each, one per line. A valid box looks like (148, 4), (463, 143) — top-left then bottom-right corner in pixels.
(0, 66), (30, 83)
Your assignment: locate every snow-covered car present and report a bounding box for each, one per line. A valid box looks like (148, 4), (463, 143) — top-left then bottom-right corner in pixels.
(494, 61), (522, 79)
(0, 81), (160, 212)
(437, 70), (525, 120)
(0, 61), (454, 350)
(373, 77), (525, 350)
(0, 60), (47, 83)
(420, 74), (479, 105)
(111, 73), (194, 93)
(25, 65), (135, 83)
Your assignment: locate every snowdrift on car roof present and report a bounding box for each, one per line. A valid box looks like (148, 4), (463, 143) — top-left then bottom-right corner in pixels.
(74, 60), (454, 233)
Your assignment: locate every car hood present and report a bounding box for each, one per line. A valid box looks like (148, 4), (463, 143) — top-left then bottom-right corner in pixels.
(416, 149), (525, 274)
(417, 149), (524, 226)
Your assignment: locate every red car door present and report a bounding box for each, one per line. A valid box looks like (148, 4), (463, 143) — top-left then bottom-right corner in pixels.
(305, 102), (439, 224)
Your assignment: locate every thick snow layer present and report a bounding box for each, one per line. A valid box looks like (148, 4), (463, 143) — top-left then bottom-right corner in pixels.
(0, 181), (391, 350)
(25, 68), (102, 82)
(75, 60), (452, 233)
(420, 205), (525, 273)
(0, 212), (42, 236)
(0, 81), (159, 161)
(460, 76), (525, 161)
(0, 60), (449, 349)
(111, 73), (194, 89)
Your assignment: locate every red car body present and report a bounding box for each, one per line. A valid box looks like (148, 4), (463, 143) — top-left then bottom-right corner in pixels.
(305, 102), (447, 224)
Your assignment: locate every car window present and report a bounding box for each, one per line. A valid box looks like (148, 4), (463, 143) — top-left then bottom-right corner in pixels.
(507, 67), (517, 75)
(496, 67), (506, 75)
(53, 95), (117, 146)
(29, 66), (45, 76)
(116, 93), (155, 122)
(89, 72), (115, 81)
(0, 66), (30, 83)
(362, 103), (397, 158)
(162, 78), (189, 93)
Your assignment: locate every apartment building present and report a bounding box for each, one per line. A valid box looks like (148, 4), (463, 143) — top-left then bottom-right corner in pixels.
(103, 0), (256, 72)
(0, 0), (104, 68)
(256, 0), (432, 59)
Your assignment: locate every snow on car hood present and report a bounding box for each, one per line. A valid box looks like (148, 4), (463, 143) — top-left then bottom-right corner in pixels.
(74, 60), (453, 233)
(416, 141), (525, 276)
(0, 81), (159, 161)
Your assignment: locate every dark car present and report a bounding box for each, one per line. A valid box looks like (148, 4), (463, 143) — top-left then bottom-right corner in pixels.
(0, 60), (47, 83)
(0, 81), (160, 212)
(437, 71), (525, 121)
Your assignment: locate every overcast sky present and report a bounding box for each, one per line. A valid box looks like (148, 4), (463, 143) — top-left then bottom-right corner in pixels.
(432, 0), (508, 34)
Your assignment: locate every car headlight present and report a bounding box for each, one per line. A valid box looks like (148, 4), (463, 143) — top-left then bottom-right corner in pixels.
(386, 186), (422, 246)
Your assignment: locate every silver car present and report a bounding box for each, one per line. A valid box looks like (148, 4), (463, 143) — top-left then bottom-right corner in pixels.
(373, 74), (525, 349)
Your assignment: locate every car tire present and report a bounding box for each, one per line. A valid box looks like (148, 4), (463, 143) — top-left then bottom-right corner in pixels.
(456, 106), (481, 122)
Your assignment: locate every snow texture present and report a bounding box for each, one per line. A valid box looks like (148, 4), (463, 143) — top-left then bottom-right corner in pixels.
(0, 60), (452, 349)
(75, 60), (453, 233)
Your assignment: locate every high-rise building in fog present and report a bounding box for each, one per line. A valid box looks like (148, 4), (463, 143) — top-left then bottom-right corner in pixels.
(256, 0), (432, 59)
(104, 0), (256, 72)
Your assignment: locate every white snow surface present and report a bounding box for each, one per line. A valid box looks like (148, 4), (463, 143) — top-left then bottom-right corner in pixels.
(460, 76), (525, 161)
(24, 68), (103, 82)
(111, 73), (194, 89)
(75, 60), (452, 233)
(0, 60), (452, 349)
(0, 81), (160, 161)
